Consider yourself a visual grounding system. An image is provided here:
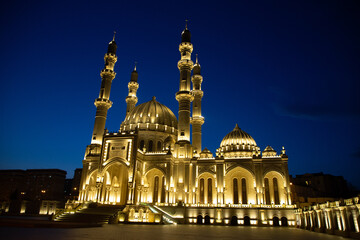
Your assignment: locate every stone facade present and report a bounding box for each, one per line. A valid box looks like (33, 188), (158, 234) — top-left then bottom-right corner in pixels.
(78, 25), (296, 225)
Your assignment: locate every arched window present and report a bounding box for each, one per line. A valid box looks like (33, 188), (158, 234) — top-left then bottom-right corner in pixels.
(148, 140), (153, 152)
(207, 178), (212, 204)
(273, 178), (279, 204)
(161, 176), (166, 203)
(157, 141), (162, 151)
(242, 178), (247, 204)
(233, 178), (239, 204)
(200, 178), (204, 204)
(153, 176), (159, 203)
(139, 140), (145, 151)
(264, 178), (270, 204)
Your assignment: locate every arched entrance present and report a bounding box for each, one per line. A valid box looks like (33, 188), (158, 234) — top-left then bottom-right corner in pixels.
(231, 216), (238, 226)
(244, 216), (250, 226)
(281, 217), (288, 226)
(103, 162), (128, 205)
(197, 215), (203, 224)
(204, 215), (211, 224)
(273, 217), (280, 226)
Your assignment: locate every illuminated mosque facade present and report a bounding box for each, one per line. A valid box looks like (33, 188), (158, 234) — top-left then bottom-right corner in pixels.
(78, 25), (296, 225)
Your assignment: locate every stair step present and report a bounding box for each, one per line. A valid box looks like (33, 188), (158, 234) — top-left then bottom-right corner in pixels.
(54, 205), (125, 224)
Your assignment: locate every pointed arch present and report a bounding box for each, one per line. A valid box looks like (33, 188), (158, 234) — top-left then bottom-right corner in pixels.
(263, 171), (286, 205)
(144, 168), (165, 203)
(197, 172), (216, 204)
(102, 162), (128, 205)
(224, 167), (256, 204)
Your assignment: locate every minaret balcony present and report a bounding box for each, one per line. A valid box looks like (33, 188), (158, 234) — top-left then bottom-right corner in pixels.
(128, 81), (139, 88)
(191, 75), (203, 83)
(125, 96), (138, 103)
(94, 98), (113, 108)
(176, 91), (194, 102)
(100, 69), (116, 78)
(104, 53), (117, 60)
(179, 42), (193, 52)
(191, 89), (204, 97)
(190, 116), (205, 125)
(177, 59), (194, 69)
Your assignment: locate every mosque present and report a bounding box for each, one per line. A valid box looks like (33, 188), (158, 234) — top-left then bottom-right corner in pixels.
(77, 24), (296, 225)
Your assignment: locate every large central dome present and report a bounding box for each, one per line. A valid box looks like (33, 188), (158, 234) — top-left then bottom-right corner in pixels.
(120, 97), (178, 132)
(217, 124), (258, 157)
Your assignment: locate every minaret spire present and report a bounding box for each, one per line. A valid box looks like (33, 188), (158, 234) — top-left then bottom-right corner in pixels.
(191, 54), (204, 154)
(90, 35), (118, 145)
(176, 24), (194, 145)
(185, 19), (188, 29)
(125, 63), (139, 117)
(113, 31), (116, 41)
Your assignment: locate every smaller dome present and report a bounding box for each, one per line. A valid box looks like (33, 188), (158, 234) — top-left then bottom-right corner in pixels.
(220, 124), (257, 148)
(200, 148), (213, 158)
(262, 146), (277, 157)
(263, 146), (275, 152)
(218, 124), (258, 158)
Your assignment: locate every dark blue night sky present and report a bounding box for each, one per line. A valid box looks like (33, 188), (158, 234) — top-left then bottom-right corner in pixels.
(1, 0), (359, 188)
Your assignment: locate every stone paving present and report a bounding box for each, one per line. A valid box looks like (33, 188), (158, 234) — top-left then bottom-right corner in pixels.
(0, 224), (351, 240)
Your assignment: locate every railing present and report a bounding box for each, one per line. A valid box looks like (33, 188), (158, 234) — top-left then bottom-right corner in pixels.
(145, 203), (177, 225)
(52, 203), (84, 221)
(52, 208), (65, 221)
(154, 202), (295, 209)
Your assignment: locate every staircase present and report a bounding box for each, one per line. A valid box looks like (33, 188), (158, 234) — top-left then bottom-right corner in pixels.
(54, 205), (125, 225)
(147, 204), (177, 225)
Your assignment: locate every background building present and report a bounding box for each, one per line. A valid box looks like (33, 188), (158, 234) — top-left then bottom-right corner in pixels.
(0, 169), (66, 214)
(64, 168), (83, 201)
(290, 172), (355, 208)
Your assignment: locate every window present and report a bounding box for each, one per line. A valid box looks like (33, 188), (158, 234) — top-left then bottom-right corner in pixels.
(242, 178), (247, 204)
(200, 178), (204, 204)
(273, 178), (279, 204)
(148, 140), (153, 152)
(153, 176), (159, 203)
(157, 141), (162, 151)
(264, 178), (270, 204)
(233, 178), (239, 204)
(139, 140), (145, 150)
(161, 176), (166, 203)
(207, 178), (212, 204)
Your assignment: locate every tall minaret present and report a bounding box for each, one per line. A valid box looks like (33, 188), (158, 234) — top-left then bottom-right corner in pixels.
(176, 22), (194, 143)
(125, 64), (139, 116)
(191, 54), (204, 154)
(90, 33), (117, 145)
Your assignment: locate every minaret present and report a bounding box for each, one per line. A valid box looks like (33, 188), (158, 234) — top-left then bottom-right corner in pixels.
(125, 63), (139, 116)
(176, 21), (194, 144)
(90, 33), (117, 145)
(191, 54), (204, 154)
